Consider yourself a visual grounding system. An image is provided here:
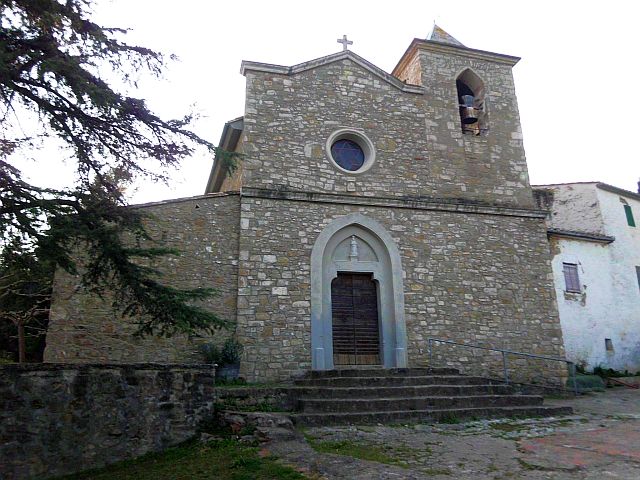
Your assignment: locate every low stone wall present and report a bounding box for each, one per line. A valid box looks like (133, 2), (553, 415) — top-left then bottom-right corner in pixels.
(215, 386), (296, 412)
(0, 363), (215, 480)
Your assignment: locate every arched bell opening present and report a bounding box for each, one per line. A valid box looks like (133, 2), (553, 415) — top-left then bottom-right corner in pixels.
(456, 69), (488, 136)
(310, 214), (407, 370)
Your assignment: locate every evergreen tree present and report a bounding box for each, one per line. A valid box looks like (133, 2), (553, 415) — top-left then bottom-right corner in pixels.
(0, 240), (53, 362)
(0, 0), (235, 343)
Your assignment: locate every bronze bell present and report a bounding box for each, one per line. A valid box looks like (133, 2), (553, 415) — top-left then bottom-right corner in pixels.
(460, 95), (479, 124)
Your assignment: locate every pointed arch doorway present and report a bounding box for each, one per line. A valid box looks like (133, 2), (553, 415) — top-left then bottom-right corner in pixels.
(310, 214), (407, 370)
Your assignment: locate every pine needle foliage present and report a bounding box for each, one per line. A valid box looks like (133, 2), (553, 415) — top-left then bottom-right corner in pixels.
(1, 0), (236, 337)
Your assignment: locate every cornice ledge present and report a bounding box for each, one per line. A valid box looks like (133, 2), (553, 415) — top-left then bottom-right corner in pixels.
(241, 51), (424, 94)
(416, 40), (520, 66)
(131, 191), (240, 209)
(241, 187), (547, 219)
(547, 228), (615, 244)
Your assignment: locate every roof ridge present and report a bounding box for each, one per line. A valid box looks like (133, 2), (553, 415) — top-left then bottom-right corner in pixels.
(240, 50), (424, 94)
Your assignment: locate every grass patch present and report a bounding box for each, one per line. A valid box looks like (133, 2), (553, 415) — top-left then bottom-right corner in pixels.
(517, 458), (552, 471)
(593, 366), (640, 378)
(489, 422), (523, 433)
(550, 419), (574, 427)
(57, 439), (305, 480)
(305, 437), (408, 468)
(421, 467), (452, 475)
(438, 413), (460, 424)
(568, 374), (606, 393)
(356, 426), (378, 433)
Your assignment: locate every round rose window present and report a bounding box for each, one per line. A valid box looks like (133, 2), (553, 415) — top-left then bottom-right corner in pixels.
(325, 129), (376, 174)
(330, 139), (365, 171)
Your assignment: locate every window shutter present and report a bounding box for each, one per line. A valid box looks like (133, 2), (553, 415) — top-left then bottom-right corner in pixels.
(562, 263), (581, 293)
(624, 204), (636, 227)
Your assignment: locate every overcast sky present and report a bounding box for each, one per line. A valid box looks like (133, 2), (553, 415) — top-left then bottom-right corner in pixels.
(18, 0), (640, 203)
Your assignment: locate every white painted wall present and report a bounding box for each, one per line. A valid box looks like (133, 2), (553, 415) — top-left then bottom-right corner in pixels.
(547, 184), (640, 373)
(596, 188), (640, 369)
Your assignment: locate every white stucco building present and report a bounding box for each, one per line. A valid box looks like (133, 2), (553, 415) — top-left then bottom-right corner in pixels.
(533, 182), (640, 372)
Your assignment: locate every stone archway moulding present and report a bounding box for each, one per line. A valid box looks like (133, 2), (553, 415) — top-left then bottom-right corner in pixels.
(310, 213), (407, 370)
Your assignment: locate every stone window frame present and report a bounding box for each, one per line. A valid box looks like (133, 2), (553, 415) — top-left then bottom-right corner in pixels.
(325, 128), (376, 175)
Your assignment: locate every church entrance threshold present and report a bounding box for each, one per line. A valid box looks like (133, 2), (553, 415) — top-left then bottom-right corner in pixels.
(331, 272), (381, 366)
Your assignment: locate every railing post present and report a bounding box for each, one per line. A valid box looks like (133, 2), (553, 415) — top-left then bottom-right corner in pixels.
(570, 362), (578, 396)
(502, 351), (509, 384)
(428, 339), (433, 367)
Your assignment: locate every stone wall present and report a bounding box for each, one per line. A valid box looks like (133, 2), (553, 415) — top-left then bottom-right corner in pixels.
(0, 363), (215, 480)
(215, 386), (296, 412)
(45, 193), (240, 363)
(241, 51), (533, 208)
(412, 44), (532, 206)
(237, 193), (566, 382)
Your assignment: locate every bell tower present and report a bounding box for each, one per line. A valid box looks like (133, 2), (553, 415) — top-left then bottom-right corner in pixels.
(393, 25), (533, 208)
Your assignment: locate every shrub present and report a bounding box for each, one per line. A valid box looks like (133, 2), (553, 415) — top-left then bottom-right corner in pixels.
(221, 338), (243, 365)
(200, 338), (243, 366)
(200, 343), (221, 364)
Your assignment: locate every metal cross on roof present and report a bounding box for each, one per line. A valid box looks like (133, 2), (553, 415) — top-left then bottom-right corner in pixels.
(337, 35), (353, 51)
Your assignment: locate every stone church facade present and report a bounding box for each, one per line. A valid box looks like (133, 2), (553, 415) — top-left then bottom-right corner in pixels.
(45, 27), (566, 382)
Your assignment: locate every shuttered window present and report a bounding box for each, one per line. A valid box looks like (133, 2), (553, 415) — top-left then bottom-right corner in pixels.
(562, 263), (581, 293)
(624, 204), (636, 227)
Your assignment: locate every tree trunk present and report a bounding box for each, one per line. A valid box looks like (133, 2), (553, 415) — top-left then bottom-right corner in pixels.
(17, 321), (26, 363)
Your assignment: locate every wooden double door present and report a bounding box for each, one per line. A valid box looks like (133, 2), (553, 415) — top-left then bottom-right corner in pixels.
(331, 272), (381, 366)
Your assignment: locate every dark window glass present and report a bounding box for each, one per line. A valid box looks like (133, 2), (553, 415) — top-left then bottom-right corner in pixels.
(331, 139), (365, 171)
(624, 204), (636, 227)
(562, 263), (581, 293)
(605, 338), (614, 352)
(636, 266), (640, 291)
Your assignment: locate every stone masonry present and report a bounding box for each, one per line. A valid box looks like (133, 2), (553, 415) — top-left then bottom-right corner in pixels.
(45, 28), (567, 383)
(45, 193), (240, 363)
(0, 363), (215, 480)
(236, 193), (563, 381)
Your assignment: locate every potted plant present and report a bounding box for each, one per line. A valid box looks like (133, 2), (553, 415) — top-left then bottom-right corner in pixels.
(200, 343), (221, 365)
(201, 338), (243, 381)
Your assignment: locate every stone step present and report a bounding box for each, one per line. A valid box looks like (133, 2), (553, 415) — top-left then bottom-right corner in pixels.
(298, 395), (544, 413)
(294, 375), (499, 388)
(291, 405), (574, 427)
(303, 367), (460, 379)
(292, 383), (514, 399)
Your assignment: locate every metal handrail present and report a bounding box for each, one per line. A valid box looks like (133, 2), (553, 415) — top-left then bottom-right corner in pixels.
(427, 338), (578, 396)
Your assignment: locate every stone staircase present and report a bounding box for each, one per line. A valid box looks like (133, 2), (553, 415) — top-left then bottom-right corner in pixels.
(289, 367), (572, 426)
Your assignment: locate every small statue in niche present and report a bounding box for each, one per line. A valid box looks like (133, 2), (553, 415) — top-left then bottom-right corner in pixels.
(349, 235), (359, 261)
